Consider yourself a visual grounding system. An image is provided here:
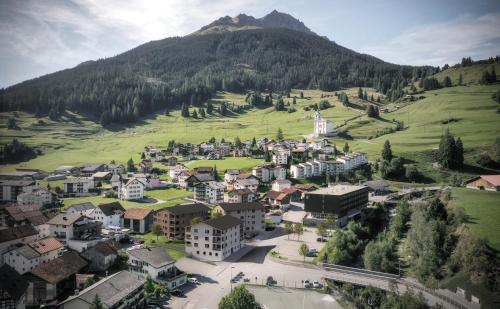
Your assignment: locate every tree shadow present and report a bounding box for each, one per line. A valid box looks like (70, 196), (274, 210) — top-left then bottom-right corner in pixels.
(237, 245), (276, 264)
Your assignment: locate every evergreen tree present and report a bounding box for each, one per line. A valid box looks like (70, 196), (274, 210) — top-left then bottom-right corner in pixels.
(491, 66), (497, 83)
(206, 101), (214, 114)
(458, 74), (463, 86)
(363, 90), (368, 100)
(181, 103), (190, 117)
(251, 137), (257, 147)
(199, 107), (206, 118)
(276, 128), (284, 142)
(274, 98), (286, 111)
(192, 110), (198, 118)
(90, 294), (104, 309)
(234, 136), (242, 147)
(443, 76), (452, 87)
(480, 70), (492, 84)
(213, 165), (220, 181)
(382, 140), (393, 161)
(358, 87), (363, 99)
(377, 96), (381, 103)
(126, 158), (137, 172)
(438, 129), (455, 169)
(265, 150), (272, 162)
(454, 137), (464, 169)
(292, 97), (297, 104)
(300, 91), (304, 99)
(343, 142), (349, 154)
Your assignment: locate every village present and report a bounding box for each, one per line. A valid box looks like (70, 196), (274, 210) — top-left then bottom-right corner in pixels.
(1, 111), (493, 309)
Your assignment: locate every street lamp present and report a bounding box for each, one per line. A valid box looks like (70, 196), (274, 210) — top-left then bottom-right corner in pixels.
(230, 266), (235, 292)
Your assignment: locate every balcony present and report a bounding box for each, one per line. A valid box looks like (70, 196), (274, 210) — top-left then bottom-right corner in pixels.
(157, 267), (186, 282)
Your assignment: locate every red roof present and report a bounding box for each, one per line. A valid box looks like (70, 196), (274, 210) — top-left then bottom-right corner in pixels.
(29, 237), (63, 255)
(480, 175), (500, 186)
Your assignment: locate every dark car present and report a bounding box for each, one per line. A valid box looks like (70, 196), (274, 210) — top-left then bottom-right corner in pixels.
(316, 237), (327, 242)
(171, 289), (185, 297)
(266, 276), (274, 286)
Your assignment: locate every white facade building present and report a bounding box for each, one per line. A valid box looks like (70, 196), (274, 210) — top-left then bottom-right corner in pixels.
(119, 178), (145, 200)
(64, 177), (94, 197)
(88, 202), (125, 228)
(194, 181), (225, 204)
(17, 189), (53, 206)
(214, 202), (265, 235)
(185, 215), (243, 262)
(313, 111), (336, 137)
(271, 179), (292, 192)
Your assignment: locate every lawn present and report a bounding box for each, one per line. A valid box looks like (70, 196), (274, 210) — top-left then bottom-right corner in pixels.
(62, 187), (192, 210)
(133, 232), (187, 260)
(450, 188), (500, 251)
(185, 157), (263, 174)
(0, 90), (359, 172)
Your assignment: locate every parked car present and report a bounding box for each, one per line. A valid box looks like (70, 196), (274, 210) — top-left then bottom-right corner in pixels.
(171, 289), (185, 297)
(266, 276), (274, 286)
(306, 250), (318, 257)
(303, 280), (312, 288)
(265, 226), (276, 231)
(312, 281), (322, 288)
(316, 237), (327, 242)
(188, 277), (200, 284)
(243, 278), (250, 282)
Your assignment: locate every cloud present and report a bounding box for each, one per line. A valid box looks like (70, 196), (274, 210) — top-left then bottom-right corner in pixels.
(360, 13), (500, 66)
(0, 0), (271, 87)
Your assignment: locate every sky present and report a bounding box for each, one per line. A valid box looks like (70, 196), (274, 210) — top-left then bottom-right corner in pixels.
(1, 0), (500, 88)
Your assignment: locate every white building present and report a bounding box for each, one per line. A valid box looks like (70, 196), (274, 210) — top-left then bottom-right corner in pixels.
(169, 164), (190, 180)
(336, 152), (368, 171)
(66, 202), (95, 216)
(313, 111), (336, 137)
(300, 163), (312, 178)
(272, 151), (288, 166)
(224, 169), (240, 183)
(119, 178), (145, 200)
(271, 179), (292, 192)
(88, 202), (125, 228)
(214, 202), (265, 235)
(3, 237), (63, 274)
(194, 181), (225, 204)
(128, 246), (187, 290)
(16, 188), (52, 206)
(64, 177), (94, 197)
(290, 164), (304, 179)
(0, 225), (39, 264)
(46, 213), (102, 252)
(233, 178), (259, 193)
(0, 172), (38, 202)
(106, 164), (125, 175)
(185, 215), (243, 262)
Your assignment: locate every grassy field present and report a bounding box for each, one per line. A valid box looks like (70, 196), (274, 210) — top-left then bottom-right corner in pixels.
(185, 157), (263, 173)
(434, 62), (500, 85)
(62, 187), (192, 211)
(450, 188), (500, 251)
(0, 89), (360, 172)
(133, 232), (187, 260)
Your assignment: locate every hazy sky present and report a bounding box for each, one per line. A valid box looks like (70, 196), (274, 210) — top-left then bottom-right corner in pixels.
(1, 0), (500, 88)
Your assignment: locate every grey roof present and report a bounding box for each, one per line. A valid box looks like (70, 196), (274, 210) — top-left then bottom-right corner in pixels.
(30, 252), (88, 284)
(0, 265), (28, 301)
(363, 180), (389, 191)
(127, 246), (175, 268)
(67, 202), (95, 212)
(47, 212), (83, 225)
(97, 202), (125, 216)
(0, 224), (38, 243)
(59, 271), (144, 307)
(203, 215), (241, 230)
(217, 202), (264, 212)
(158, 203), (211, 215)
(81, 163), (105, 172)
(11, 245), (40, 260)
(188, 173), (214, 182)
(309, 184), (368, 196)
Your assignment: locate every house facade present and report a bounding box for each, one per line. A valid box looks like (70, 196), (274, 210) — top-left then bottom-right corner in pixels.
(214, 202), (265, 235)
(127, 246), (187, 290)
(123, 208), (154, 233)
(194, 181), (225, 204)
(63, 177), (94, 197)
(119, 178), (145, 200)
(88, 202), (125, 228)
(155, 203), (210, 240)
(185, 215), (243, 262)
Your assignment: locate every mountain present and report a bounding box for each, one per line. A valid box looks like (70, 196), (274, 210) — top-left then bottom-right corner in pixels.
(0, 11), (435, 124)
(192, 10), (315, 36)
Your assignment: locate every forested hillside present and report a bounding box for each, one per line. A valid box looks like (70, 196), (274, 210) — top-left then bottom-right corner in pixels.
(0, 28), (434, 124)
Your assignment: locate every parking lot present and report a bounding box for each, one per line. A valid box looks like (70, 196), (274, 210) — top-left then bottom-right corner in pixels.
(247, 285), (342, 309)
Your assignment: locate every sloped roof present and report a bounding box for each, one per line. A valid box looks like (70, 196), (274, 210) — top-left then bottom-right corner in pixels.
(124, 208), (153, 220)
(128, 246), (174, 268)
(217, 202), (263, 212)
(29, 237), (63, 255)
(480, 175), (500, 186)
(67, 202), (95, 212)
(203, 215), (241, 230)
(0, 264), (28, 301)
(47, 212), (82, 225)
(158, 203), (210, 215)
(59, 271), (144, 308)
(83, 240), (119, 256)
(30, 252), (88, 284)
(11, 245), (40, 260)
(227, 188), (253, 196)
(187, 173), (215, 182)
(97, 202), (125, 216)
(0, 224), (38, 243)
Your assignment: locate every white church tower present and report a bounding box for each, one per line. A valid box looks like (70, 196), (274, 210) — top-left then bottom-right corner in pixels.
(313, 111), (336, 137)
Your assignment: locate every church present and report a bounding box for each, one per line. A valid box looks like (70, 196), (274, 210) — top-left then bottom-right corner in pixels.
(313, 111), (337, 137)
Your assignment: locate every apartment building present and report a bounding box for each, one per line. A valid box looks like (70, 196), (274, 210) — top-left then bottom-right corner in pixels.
(155, 203), (210, 240)
(214, 202), (265, 235)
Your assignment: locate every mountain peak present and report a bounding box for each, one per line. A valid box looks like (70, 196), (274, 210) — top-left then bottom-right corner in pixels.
(192, 10), (315, 36)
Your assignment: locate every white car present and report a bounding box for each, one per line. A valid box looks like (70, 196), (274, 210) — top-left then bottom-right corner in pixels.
(188, 277), (200, 284)
(303, 280), (311, 288)
(312, 280), (322, 288)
